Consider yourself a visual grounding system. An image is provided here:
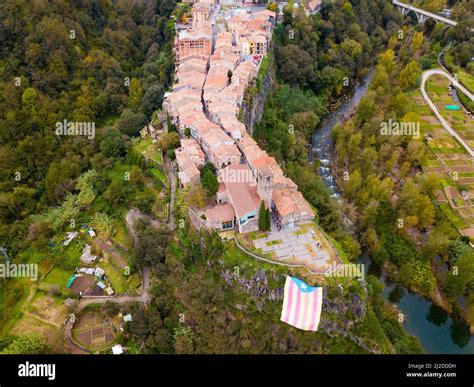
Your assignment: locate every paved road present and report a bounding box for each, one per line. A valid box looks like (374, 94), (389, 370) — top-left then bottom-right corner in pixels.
(420, 69), (474, 157)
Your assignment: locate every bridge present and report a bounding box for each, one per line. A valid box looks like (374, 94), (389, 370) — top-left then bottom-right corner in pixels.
(392, 0), (458, 27)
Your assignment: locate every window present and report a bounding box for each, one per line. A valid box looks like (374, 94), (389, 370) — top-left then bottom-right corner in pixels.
(222, 220), (233, 230)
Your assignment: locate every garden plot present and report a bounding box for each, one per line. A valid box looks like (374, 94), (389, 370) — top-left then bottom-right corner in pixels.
(72, 312), (119, 351)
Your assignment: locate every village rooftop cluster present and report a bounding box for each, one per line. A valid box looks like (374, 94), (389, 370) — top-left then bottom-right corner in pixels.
(163, 1), (315, 233)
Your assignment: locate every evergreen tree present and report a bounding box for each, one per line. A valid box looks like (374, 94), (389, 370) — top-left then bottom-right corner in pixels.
(258, 201), (267, 231)
(265, 207), (271, 231)
(200, 163), (218, 197)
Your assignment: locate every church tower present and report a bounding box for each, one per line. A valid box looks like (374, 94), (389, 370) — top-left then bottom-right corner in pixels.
(256, 166), (273, 209)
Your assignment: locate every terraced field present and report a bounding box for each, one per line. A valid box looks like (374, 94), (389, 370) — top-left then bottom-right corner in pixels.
(411, 74), (474, 240)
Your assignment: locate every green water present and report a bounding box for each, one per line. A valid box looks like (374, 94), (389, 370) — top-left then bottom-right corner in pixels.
(361, 255), (474, 354)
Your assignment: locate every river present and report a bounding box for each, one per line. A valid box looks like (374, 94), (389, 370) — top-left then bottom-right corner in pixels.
(310, 70), (375, 198)
(310, 71), (474, 354)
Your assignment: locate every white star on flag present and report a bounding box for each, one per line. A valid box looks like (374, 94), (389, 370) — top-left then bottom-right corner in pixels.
(280, 276), (323, 331)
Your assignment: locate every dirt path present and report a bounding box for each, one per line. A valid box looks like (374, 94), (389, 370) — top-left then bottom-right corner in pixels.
(77, 267), (151, 309)
(64, 319), (90, 354)
(65, 267), (151, 354)
(125, 209), (161, 245)
(66, 157), (175, 353)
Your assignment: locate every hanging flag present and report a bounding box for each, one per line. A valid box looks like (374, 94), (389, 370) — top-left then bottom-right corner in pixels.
(280, 276), (323, 331)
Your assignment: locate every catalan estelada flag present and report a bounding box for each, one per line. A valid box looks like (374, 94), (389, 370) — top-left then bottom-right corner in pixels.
(280, 276), (323, 331)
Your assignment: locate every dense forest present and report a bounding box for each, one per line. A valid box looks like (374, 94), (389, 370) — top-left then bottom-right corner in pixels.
(0, 0), (176, 256)
(330, 10), (474, 322)
(253, 0), (474, 333)
(1, 0), (472, 354)
(0, 0), (178, 349)
(254, 0), (404, 259)
(252, 0), (474, 347)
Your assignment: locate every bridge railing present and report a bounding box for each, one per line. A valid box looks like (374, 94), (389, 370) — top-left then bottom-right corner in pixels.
(393, 0), (457, 26)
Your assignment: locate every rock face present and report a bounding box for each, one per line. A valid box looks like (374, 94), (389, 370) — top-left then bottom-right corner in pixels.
(241, 62), (273, 136)
(318, 291), (379, 353)
(220, 266), (284, 302)
(218, 259), (381, 353)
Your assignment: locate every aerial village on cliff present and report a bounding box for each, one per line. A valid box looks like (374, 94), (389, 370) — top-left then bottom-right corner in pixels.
(163, 0), (321, 234)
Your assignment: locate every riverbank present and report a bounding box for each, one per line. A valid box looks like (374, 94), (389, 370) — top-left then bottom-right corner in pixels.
(359, 254), (474, 354)
(311, 69), (474, 354)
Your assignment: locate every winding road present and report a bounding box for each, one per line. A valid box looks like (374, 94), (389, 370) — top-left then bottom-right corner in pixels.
(420, 68), (474, 157)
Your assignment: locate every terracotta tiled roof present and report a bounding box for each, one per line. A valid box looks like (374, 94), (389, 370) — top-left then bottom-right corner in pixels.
(176, 148), (200, 186)
(273, 189), (315, 218)
(253, 10), (277, 20)
(167, 89), (201, 106)
(181, 138), (205, 160)
(201, 126), (234, 149)
(238, 133), (267, 162)
(178, 26), (213, 40)
(205, 203), (235, 222)
(192, 2), (211, 13)
(211, 143), (242, 159)
(177, 57), (209, 74)
(204, 74), (228, 89)
(175, 101), (203, 120)
(253, 155), (278, 169)
(221, 164), (261, 219)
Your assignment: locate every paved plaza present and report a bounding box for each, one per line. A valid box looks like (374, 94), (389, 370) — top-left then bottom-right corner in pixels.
(252, 224), (336, 271)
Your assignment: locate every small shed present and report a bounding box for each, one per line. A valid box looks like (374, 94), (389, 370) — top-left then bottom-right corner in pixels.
(94, 267), (105, 278)
(63, 232), (78, 246)
(445, 105), (460, 111)
(105, 287), (115, 296)
(97, 281), (106, 289)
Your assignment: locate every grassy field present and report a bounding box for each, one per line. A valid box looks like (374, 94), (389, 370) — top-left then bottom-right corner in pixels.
(1, 278), (33, 334)
(100, 260), (128, 294)
(458, 70), (474, 93)
(444, 52), (474, 92)
(103, 162), (136, 183)
(132, 138), (163, 164)
(112, 219), (133, 251)
(221, 240), (289, 279)
(42, 267), (72, 288)
(16, 247), (53, 278)
(150, 168), (168, 187)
